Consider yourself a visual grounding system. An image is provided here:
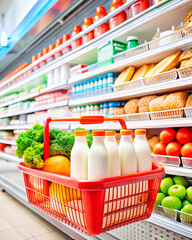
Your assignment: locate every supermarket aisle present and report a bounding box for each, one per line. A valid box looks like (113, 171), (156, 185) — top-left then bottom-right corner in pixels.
(0, 191), (71, 240)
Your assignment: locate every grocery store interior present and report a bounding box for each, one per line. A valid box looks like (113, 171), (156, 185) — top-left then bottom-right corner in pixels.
(0, 0), (192, 239)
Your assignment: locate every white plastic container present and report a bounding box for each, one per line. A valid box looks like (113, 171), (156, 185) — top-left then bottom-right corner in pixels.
(119, 130), (137, 175)
(60, 64), (70, 84)
(133, 129), (152, 173)
(105, 131), (120, 177)
(47, 71), (54, 86)
(88, 130), (109, 180)
(53, 67), (61, 84)
(71, 130), (89, 180)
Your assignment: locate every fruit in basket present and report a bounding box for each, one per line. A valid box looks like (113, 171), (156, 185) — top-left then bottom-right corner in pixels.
(43, 156), (70, 176)
(176, 128), (192, 144)
(160, 128), (176, 144)
(180, 205), (192, 223)
(168, 185), (186, 200)
(186, 186), (192, 202)
(181, 143), (192, 158)
(153, 142), (166, 155)
(183, 200), (192, 207)
(160, 177), (174, 194)
(166, 142), (182, 157)
(162, 196), (182, 210)
(173, 176), (190, 188)
(155, 192), (166, 205)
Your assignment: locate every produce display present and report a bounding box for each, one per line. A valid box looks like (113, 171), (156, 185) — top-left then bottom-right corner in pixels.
(155, 175), (192, 224)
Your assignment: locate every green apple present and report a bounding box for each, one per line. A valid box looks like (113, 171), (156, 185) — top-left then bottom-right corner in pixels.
(155, 193), (166, 205)
(168, 185), (186, 200)
(160, 177), (174, 194)
(186, 186), (192, 203)
(180, 204), (192, 223)
(173, 176), (190, 188)
(162, 196), (182, 210)
(183, 200), (192, 207)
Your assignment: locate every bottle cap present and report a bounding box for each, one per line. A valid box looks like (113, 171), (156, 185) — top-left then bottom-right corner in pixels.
(49, 44), (56, 51)
(92, 130), (105, 136)
(105, 130), (116, 136)
(84, 17), (93, 24)
(135, 129), (146, 135)
(56, 38), (63, 47)
(120, 130), (132, 135)
(75, 130), (87, 136)
(73, 25), (82, 32)
(96, 6), (108, 14)
(127, 36), (138, 41)
(32, 56), (37, 62)
(43, 48), (49, 55)
(38, 52), (43, 58)
(63, 34), (70, 42)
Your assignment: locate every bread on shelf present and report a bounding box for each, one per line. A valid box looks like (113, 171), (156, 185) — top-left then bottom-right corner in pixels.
(185, 94), (192, 107)
(149, 94), (168, 112)
(124, 99), (139, 114)
(131, 64), (150, 81)
(147, 136), (160, 153)
(114, 66), (135, 85)
(114, 107), (126, 115)
(138, 95), (157, 113)
(163, 91), (188, 110)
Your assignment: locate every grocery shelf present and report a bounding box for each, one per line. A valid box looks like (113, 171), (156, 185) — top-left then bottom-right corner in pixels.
(164, 165), (192, 178)
(0, 151), (19, 163)
(70, 122), (122, 131)
(147, 213), (192, 239)
(69, 76), (192, 106)
(0, 139), (16, 145)
(0, 125), (33, 130)
(0, 100), (68, 119)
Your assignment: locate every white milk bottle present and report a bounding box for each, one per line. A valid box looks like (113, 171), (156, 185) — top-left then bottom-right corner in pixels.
(71, 130), (89, 180)
(133, 129), (152, 173)
(88, 130), (109, 180)
(105, 131), (120, 177)
(119, 130), (137, 175)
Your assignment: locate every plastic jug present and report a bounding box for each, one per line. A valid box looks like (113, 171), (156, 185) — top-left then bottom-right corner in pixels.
(62, 34), (71, 54)
(55, 38), (63, 58)
(93, 6), (109, 38)
(71, 25), (82, 50)
(82, 17), (94, 44)
(109, 0), (127, 29)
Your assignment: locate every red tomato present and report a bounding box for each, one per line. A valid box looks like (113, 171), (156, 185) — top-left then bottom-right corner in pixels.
(176, 128), (192, 144)
(166, 142), (182, 156)
(153, 142), (166, 155)
(181, 142), (192, 158)
(0, 143), (7, 151)
(160, 128), (176, 144)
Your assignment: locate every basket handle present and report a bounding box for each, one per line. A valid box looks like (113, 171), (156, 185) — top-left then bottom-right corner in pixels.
(44, 116), (127, 160)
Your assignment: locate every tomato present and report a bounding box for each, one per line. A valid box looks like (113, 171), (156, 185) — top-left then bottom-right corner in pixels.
(160, 128), (176, 144)
(0, 143), (7, 151)
(166, 142), (182, 156)
(176, 127), (192, 144)
(181, 142), (192, 158)
(153, 142), (166, 155)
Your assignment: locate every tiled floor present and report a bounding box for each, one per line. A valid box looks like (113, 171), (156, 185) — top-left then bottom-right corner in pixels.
(0, 191), (71, 240)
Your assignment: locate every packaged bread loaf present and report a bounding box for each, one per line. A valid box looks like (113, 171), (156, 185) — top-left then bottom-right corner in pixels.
(149, 94), (168, 112)
(185, 94), (192, 107)
(124, 99), (139, 114)
(179, 48), (192, 68)
(138, 95), (157, 113)
(163, 91), (188, 110)
(131, 64), (150, 81)
(114, 66), (135, 85)
(145, 51), (182, 77)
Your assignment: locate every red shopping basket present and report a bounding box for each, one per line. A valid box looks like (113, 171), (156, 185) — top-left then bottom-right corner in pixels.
(18, 116), (165, 235)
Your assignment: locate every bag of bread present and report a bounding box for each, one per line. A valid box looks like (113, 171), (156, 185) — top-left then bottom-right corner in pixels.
(145, 51), (182, 77)
(124, 99), (139, 114)
(114, 66), (135, 85)
(138, 95), (157, 113)
(131, 64), (150, 81)
(149, 94), (168, 112)
(163, 92), (188, 110)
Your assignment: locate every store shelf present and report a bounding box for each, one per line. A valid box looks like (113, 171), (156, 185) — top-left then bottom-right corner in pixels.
(0, 125), (33, 130)
(0, 139), (16, 145)
(0, 151), (19, 163)
(70, 122), (122, 131)
(147, 213), (192, 239)
(0, 100), (68, 119)
(164, 165), (192, 177)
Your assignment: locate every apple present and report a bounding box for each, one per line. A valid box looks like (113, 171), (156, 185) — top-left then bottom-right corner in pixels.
(168, 185), (186, 200)
(160, 177), (174, 194)
(155, 193), (166, 205)
(162, 196), (182, 210)
(183, 200), (192, 207)
(173, 176), (190, 188)
(180, 204), (192, 223)
(186, 186), (192, 202)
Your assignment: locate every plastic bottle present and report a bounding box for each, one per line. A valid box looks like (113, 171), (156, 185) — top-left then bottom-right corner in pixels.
(32, 56), (39, 71)
(38, 52), (46, 68)
(55, 38), (63, 58)
(109, 0), (127, 29)
(62, 34), (71, 55)
(82, 17), (94, 44)
(133, 129), (151, 173)
(105, 131), (121, 177)
(129, 0), (150, 17)
(119, 130), (137, 175)
(71, 130), (89, 180)
(127, 36), (139, 50)
(88, 130), (109, 180)
(93, 6), (110, 38)
(103, 102), (109, 116)
(98, 75), (103, 94)
(47, 44), (55, 63)
(71, 25), (82, 50)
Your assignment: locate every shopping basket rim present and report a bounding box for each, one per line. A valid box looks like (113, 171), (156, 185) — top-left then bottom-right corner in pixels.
(18, 162), (165, 190)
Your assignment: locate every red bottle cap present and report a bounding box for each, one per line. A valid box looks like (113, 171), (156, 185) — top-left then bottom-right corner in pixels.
(32, 56), (38, 62)
(82, 17), (93, 30)
(49, 44), (55, 51)
(63, 34), (70, 42)
(56, 38), (63, 47)
(96, 6), (108, 14)
(73, 25), (82, 32)
(94, 6), (108, 22)
(38, 52), (43, 58)
(43, 48), (49, 55)
(110, 0), (124, 12)
(92, 130), (105, 136)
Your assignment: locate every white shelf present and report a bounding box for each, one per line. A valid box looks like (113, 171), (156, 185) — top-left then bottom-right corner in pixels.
(0, 139), (16, 145)
(164, 165), (192, 177)
(0, 151), (19, 163)
(0, 125), (33, 130)
(0, 100), (68, 119)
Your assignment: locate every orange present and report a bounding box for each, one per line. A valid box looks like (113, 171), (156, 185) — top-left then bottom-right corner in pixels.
(43, 155), (70, 176)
